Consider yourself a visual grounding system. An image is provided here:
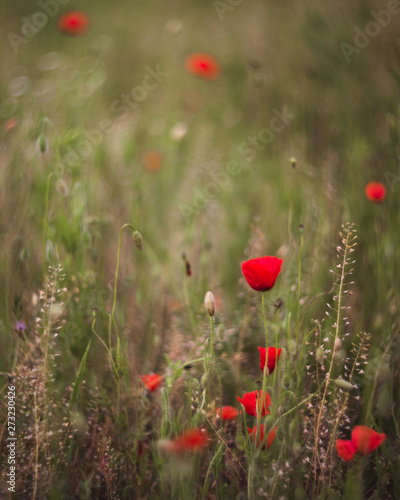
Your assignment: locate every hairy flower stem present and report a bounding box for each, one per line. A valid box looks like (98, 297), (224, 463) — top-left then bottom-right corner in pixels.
(208, 315), (215, 375)
(273, 308), (279, 388)
(108, 223), (141, 414)
(297, 229), (304, 330)
(256, 292), (269, 450)
(261, 292), (268, 346)
(42, 173), (54, 274)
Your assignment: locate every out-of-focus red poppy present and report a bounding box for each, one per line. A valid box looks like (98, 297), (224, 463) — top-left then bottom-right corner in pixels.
(58, 11), (90, 36)
(258, 346), (282, 375)
(141, 373), (162, 392)
(4, 117), (19, 132)
(185, 52), (221, 81)
(365, 182), (386, 203)
(247, 425), (277, 448)
(216, 406), (239, 421)
(336, 425), (386, 461)
(142, 150), (163, 172)
(241, 256), (283, 292)
(169, 428), (208, 453)
(237, 390), (272, 417)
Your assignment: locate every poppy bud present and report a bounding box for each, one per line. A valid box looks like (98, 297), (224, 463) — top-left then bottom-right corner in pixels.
(36, 134), (48, 154)
(316, 347), (324, 364)
(201, 373), (209, 388)
(334, 338), (342, 351)
(204, 291), (215, 317)
(288, 340), (297, 356)
(282, 375), (290, 389)
(293, 441), (302, 457)
(334, 349), (346, 364)
(334, 378), (355, 391)
(132, 230), (144, 250)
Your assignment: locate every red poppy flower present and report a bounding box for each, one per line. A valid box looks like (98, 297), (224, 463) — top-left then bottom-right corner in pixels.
(365, 182), (386, 203)
(247, 425), (277, 448)
(58, 11), (90, 36)
(241, 256), (283, 292)
(141, 373), (162, 391)
(216, 406), (239, 421)
(185, 52), (221, 81)
(336, 425), (386, 461)
(237, 390), (272, 417)
(258, 346), (282, 375)
(169, 428), (208, 453)
(142, 150), (163, 172)
(4, 117), (19, 132)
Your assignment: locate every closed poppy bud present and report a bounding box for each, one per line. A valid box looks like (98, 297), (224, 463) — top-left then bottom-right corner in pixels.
(334, 338), (342, 351)
(316, 347), (324, 364)
(365, 182), (386, 203)
(258, 346), (282, 375)
(216, 406), (238, 421)
(292, 441), (302, 458)
(204, 291), (215, 316)
(201, 373), (209, 388)
(132, 230), (144, 250)
(36, 134), (48, 154)
(241, 256), (283, 292)
(334, 378), (355, 391)
(237, 390), (272, 417)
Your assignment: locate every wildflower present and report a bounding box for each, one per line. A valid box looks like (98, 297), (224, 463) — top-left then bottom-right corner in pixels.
(57, 11), (90, 36)
(241, 256), (283, 292)
(216, 406), (239, 421)
(185, 52), (221, 81)
(258, 346), (282, 375)
(365, 181), (386, 203)
(237, 390), (272, 417)
(168, 428), (208, 454)
(16, 320), (26, 333)
(247, 425), (277, 448)
(4, 117), (18, 132)
(142, 150), (163, 172)
(336, 425), (386, 461)
(141, 373), (162, 392)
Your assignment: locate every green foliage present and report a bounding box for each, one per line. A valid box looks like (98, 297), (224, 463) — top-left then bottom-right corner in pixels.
(1, 0), (399, 498)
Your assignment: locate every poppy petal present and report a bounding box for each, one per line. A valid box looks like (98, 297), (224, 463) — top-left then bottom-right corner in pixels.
(241, 256), (283, 292)
(351, 426), (386, 456)
(336, 439), (357, 461)
(365, 182), (386, 203)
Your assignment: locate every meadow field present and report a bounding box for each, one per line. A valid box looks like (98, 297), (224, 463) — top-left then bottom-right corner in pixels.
(1, 0), (400, 498)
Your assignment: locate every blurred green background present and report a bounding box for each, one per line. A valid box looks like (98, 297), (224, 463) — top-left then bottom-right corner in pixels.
(1, 0), (400, 383)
